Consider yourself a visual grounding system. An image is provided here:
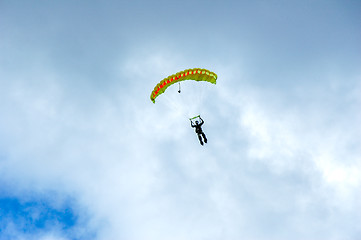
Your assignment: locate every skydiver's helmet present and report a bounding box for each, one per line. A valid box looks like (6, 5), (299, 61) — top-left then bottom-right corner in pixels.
(195, 120), (199, 125)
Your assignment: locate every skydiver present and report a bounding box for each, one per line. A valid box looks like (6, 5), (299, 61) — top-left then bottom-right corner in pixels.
(190, 116), (207, 145)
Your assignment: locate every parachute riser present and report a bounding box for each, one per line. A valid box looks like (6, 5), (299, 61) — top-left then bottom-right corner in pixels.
(189, 115), (201, 124)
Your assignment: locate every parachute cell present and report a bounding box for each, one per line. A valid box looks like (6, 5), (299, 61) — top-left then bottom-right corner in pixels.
(150, 68), (217, 103)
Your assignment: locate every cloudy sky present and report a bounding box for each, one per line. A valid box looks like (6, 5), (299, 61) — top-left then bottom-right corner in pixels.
(1, 0), (360, 239)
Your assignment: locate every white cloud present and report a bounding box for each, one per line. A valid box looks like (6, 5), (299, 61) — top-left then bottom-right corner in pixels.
(1, 45), (360, 240)
(1, 1), (361, 239)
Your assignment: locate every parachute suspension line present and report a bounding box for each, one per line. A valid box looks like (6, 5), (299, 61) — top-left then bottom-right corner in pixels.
(178, 82), (181, 93)
(195, 81), (205, 117)
(161, 82), (185, 117)
(163, 93), (182, 112)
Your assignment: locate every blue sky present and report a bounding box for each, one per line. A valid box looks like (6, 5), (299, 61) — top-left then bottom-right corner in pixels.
(1, 0), (360, 239)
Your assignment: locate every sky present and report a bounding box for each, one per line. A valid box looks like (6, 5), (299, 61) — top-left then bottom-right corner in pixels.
(0, 0), (360, 239)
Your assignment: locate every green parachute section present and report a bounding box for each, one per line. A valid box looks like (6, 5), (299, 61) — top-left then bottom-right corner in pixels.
(150, 68), (217, 103)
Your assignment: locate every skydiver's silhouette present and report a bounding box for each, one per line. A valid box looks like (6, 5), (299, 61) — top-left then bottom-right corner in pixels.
(191, 116), (207, 145)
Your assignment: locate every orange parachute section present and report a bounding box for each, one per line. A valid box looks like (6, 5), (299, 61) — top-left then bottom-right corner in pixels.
(150, 68), (217, 103)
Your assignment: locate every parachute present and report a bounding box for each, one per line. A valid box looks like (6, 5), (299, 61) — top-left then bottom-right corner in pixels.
(150, 68), (217, 103)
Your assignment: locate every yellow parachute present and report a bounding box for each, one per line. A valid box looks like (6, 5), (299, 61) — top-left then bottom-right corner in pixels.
(150, 68), (217, 103)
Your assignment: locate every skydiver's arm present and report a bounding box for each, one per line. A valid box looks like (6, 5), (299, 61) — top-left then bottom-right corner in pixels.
(199, 117), (204, 125)
(191, 121), (195, 128)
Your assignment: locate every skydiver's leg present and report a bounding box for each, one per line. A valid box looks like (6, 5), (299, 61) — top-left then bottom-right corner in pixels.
(202, 132), (207, 143)
(198, 134), (204, 145)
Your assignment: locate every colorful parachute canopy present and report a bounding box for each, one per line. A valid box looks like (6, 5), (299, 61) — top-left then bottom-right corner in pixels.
(150, 68), (217, 103)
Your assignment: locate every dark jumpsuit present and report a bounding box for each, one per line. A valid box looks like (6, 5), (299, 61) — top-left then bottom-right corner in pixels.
(191, 118), (207, 145)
